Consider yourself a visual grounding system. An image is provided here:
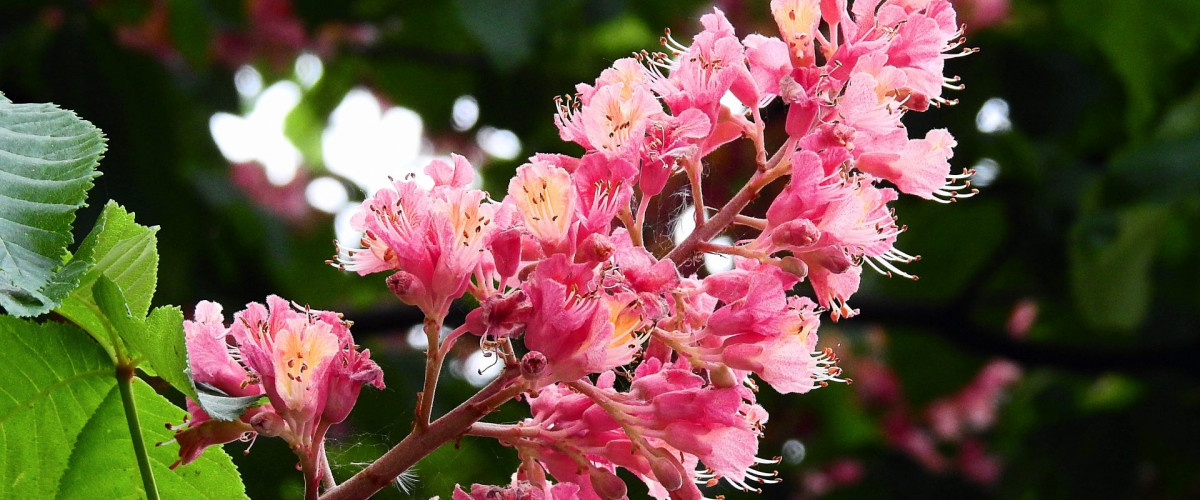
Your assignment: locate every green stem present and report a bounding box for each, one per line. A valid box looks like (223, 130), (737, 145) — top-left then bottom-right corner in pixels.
(117, 365), (160, 500)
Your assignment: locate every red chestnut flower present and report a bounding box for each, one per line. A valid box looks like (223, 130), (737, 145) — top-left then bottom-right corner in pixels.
(169, 296), (383, 492)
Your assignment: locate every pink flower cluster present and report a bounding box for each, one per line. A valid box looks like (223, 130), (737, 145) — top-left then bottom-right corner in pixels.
(329, 0), (972, 497)
(851, 355), (1020, 486)
(168, 297), (383, 485)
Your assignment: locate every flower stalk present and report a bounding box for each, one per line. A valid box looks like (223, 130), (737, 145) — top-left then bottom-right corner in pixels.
(116, 363), (160, 500)
(415, 316), (446, 430)
(321, 367), (525, 500)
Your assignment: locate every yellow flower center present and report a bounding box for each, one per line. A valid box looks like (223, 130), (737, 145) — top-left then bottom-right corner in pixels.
(273, 319), (340, 412)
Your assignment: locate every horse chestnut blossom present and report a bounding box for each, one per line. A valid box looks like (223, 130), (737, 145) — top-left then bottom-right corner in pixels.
(175, 0), (977, 498)
(169, 296), (383, 499)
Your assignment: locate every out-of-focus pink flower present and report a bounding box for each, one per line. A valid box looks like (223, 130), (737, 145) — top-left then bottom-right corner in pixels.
(1007, 299), (1039, 339)
(802, 458), (865, 497)
(954, 0), (1010, 31)
(926, 359), (1021, 440)
(959, 438), (1003, 484)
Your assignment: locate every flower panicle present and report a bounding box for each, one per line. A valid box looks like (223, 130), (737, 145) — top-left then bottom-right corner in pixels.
(176, 0), (976, 496)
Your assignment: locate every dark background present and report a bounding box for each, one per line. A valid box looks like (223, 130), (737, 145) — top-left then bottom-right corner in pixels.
(2, 0), (1198, 498)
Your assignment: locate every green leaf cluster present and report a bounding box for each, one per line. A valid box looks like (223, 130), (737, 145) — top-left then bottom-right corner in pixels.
(0, 318), (245, 499)
(0, 96), (246, 498)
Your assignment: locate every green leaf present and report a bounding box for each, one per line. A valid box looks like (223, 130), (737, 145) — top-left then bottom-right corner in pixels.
(0, 316), (113, 497)
(1059, 0), (1200, 136)
(0, 316), (247, 499)
(55, 380), (247, 500)
(91, 276), (197, 401)
(143, 306), (196, 401)
(0, 95), (105, 317)
(192, 382), (266, 422)
(1069, 205), (1168, 330)
(56, 202), (159, 355)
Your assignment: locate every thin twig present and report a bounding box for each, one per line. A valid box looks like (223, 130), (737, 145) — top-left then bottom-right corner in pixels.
(320, 368), (525, 500)
(666, 159), (791, 265)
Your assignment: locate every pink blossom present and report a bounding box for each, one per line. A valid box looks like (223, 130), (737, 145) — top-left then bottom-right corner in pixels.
(573, 153), (636, 237)
(508, 159), (577, 252)
(653, 9), (753, 127)
(170, 297), (383, 473)
(857, 128), (962, 200)
(167, 301), (265, 469)
(316, 0), (979, 496)
(521, 255), (631, 382)
(339, 155), (503, 318)
(639, 109), (710, 198)
(743, 34), (793, 98)
(771, 0), (823, 67)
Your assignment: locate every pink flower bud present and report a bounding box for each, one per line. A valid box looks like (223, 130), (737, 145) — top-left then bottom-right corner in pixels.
(771, 219), (821, 248)
(777, 256), (810, 279)
(709, 364), (738, 389)
(648, 449), (685, 492)
(521, 351), (547, 379)
(386, 270), (416, 298)
(489, 228), (523, 279)
(249, 411), (286, 437)
(575, 232), (615, 264)
(588, 467), (627, 500)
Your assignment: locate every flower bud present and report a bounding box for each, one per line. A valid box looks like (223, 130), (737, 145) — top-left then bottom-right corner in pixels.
(489, 228), (522, 279)
(575, 232), (615, 264)
(771, 219), (821, 248)
(521, 351), (547, 379)
(709, 364), (738, 389)
(777, 256), (809, 279)
(648, 450), (685, 492)
(386, 270), (416, 298)
(517, 261), (537, 283)
(588, 467), (628, 500)
(810, 249), (853, 274)
(249, 411), (286, 437)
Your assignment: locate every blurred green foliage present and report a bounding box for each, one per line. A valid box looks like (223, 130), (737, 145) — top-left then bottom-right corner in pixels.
(2, 0), (1198, 498)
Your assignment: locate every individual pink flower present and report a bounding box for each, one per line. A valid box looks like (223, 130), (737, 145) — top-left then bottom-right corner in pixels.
(170, 296), (383, 496)
(857, 128), (968, 200)
(338, 155), (504, 318)
(771, 0), (823, 67)
(507, 159), (577, 253)
(167, 301), (267, 469)
(653, 9), (754, 129)
(582, 84), (663, 159)
(521, 255), (635, 382)
(743, 33), (793, 100)
(573, 153), (637, 237)
(719, 297), (845, 394)
(639, 108), (710, 198)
